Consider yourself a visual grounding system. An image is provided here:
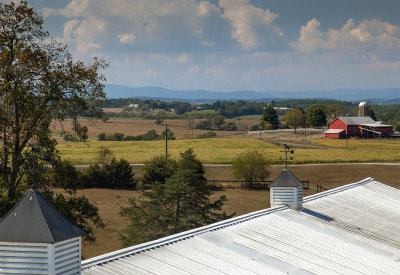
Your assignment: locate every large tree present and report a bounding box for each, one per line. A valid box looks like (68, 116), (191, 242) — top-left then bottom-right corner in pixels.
(120, 149), (233, 246)
(232, 149), (271, 188)
(285, 108), (305, 133)
(0, 2), (107, 199)
(307, 105), (327, 128)
(0, 2), (106, 242)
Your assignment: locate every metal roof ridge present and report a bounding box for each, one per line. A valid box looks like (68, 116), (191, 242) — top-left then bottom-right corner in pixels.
(303, 177), (374, 203)
(82, 205), (288, 269)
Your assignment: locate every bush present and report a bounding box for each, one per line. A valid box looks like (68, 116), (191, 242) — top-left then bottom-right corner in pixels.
(82, 159), (136, 189)
(220, 122), (237, 131)
(195, 119), (213, 130)
(232, 149), (271, 188)
(395, 122), (400, 132)
(106, 133), (125, 141)
(196, 131), (217, 139)
(249, 124), (260, 131)
(98, 132), (106, 141)
(81, 148), (136, 189)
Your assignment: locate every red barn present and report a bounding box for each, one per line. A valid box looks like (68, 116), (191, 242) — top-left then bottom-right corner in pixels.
(324, 117), (394, 139)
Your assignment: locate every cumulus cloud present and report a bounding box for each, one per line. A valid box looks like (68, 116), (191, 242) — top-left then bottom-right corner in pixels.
(118, 33), (135, 44)
(292, 18), (400, 52)
(219, 0), (283, 49)
(290, 18), (324, 52)
(47, 0), (228, 55)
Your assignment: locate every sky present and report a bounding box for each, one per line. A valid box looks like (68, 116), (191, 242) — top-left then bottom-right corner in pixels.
(20, 0), (400, 92)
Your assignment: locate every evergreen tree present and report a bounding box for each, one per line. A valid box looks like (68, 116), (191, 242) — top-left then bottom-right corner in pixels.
(261, 105), (279, 129)
(120, 149), (233, 246)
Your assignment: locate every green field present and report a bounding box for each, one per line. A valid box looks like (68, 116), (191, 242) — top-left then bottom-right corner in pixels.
(57, 137), (400, 164)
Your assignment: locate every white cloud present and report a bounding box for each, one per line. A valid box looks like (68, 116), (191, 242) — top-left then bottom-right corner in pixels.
(118, 33), (135, 44)
(290, 18), (324, 52)
(292, 18), (400, 52)
(149, 53), (189, 64)
(219, 0), (281, 49)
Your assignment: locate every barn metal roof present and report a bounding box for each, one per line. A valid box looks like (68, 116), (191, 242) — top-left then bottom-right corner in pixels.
(82, 178), (400, 274)
(269, 169), (303, 188)
(337, 116), (377, 125)
(0, 189), (86, 243)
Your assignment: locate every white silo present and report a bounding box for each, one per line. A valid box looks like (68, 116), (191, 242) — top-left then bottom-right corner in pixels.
(358, 101), (370, 117)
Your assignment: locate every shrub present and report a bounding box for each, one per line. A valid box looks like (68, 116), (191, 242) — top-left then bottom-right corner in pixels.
(220, 122), (237, 131)
(232, 149), (271, 188)
(395, 122), (400, 132)
(98, 132), (106, 141)
(196, 131), (217, 139)
(195, 119), (213, 130)
(249, 124), (260, 131)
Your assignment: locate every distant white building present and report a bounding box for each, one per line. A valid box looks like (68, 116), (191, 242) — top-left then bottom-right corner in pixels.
(128, 103), (139, 109)
(81, 172), (400, 274)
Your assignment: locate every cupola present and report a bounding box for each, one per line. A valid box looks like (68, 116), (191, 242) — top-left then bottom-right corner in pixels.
(270, 169), (303, 209)
(0, 189), (86, 274)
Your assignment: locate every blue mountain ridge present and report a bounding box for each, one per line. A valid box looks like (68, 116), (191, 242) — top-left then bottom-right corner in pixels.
(104, 84), (400, 102)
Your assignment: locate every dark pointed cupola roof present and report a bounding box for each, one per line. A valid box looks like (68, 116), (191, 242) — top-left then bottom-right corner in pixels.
(0, 189), (86, 243)
(269, 169), (303, 188)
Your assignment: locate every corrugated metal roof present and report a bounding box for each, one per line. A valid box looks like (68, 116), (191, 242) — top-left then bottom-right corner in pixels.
(338, 117), (376, 125)
(0, 189), (86, 243)
(82, 178), (400, 274)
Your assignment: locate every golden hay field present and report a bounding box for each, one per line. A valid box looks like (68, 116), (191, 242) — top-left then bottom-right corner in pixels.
(57, 137), (400, 164)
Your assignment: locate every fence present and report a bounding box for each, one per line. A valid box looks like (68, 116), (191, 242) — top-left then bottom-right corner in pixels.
(207, 180), (310, 190)
(248, 128), (325, 134)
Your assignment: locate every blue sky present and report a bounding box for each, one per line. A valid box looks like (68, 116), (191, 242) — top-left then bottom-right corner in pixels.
(22, 0), (400, 93)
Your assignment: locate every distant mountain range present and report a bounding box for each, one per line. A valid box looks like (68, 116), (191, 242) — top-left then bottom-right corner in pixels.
(104, 84), (400, 103)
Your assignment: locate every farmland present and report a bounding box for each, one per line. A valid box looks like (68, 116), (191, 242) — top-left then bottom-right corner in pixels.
(54, 115), (400, 259)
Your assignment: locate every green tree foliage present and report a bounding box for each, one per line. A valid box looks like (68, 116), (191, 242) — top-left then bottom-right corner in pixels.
(0, 2), (107, 199)
(369, 109), (377, 121)
(141, 154), (177, 186)
(196, 131), (217, 139)
(285, 108), (305, 133)
(154, 118), (163, 125)
(219, 121), (237, 131)
(232, 149), (271, 187)
(120, 149), (233, 246)
(101, 113), (110, 123)
(395, 122), (400, 132)
(307, 105), (327, 128)
(325, 104), (345, 121)
(195, 119), (213, 130)
(160, 129), (176, 140)
(0, 2), (107, 243)
(82, 149), (136, 189)
(213, 115), (225, 129)
(261, 105), (279, 129)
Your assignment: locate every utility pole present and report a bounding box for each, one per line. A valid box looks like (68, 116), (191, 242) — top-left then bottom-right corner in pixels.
(165, 124), (168, 156)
